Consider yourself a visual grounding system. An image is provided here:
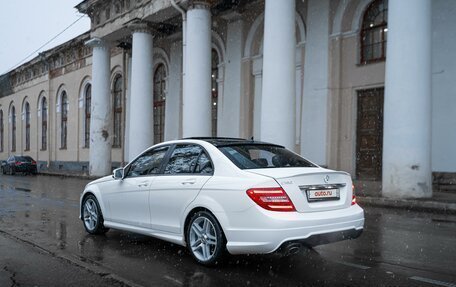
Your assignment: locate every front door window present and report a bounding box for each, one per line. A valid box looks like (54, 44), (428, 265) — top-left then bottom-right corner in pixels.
(126, 146), (169, 177)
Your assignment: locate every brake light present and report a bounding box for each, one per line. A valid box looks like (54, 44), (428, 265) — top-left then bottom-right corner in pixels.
(351, 184), (357, 205)
(15, 161), (22, 166)
(246, 187), (296, 212)
(32, 161), (36, 165)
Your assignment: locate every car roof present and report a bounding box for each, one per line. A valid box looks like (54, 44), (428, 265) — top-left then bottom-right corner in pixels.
(183, 137), (284, 148)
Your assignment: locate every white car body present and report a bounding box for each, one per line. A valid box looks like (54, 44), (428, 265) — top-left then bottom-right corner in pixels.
(80, 139), (364, 256)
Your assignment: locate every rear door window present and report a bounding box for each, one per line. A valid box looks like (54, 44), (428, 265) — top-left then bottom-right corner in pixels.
(164, 144), (213, 175)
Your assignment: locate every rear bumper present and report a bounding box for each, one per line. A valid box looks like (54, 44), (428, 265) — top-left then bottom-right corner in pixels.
(14, 165), (37, 172)
(219, 204), (364, 255)
(282, 228), (363, 248)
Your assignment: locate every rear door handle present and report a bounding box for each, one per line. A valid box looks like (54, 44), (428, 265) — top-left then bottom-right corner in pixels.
(138, 181), (149, 187)
(181, 178), (196, 185)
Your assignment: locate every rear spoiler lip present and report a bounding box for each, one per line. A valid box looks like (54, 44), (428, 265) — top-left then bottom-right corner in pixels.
(245, 169), (351, 180)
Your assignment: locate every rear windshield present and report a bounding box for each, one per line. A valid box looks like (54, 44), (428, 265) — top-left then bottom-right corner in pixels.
(16, 156), (33, 162)
(218, 144), (316, 169)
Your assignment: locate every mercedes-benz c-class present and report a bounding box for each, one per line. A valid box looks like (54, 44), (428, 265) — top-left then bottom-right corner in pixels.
(80, 138), (364, 265)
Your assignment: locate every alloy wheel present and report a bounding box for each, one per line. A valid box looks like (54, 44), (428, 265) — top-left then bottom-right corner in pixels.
(83, 198), (99, 232)
(189, 217), (218, 262)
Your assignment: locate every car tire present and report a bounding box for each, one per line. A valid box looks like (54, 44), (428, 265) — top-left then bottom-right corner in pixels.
(82, 194), (109, 235)
(186, 210), (226, 266)
(11, 167), (15, 175)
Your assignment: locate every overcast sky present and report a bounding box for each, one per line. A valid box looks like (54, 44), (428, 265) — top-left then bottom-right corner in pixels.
(0, 0), (90, 75)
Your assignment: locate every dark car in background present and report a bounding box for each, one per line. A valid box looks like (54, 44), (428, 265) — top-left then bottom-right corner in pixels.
(1, 156), (37, 175)
(0, 160), (6, 172)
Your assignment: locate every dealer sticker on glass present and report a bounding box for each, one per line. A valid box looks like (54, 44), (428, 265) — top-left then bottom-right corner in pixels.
(306, 189), (340, 202)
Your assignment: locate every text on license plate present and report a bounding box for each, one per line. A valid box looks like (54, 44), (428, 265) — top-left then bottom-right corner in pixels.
(307, 189), (340, 201)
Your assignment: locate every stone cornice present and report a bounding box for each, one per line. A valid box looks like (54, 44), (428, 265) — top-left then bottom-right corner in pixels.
(0, 32), (92, 94)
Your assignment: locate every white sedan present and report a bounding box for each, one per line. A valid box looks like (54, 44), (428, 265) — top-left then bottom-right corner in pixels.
(80, 138), (364, 265)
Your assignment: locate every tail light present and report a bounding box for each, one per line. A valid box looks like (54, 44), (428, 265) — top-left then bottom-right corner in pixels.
(351, 195), (357, 205)
(32, 161), (36, 165)
(15, 161), (22, 166)
(246, 187), (296, 212)
(351, 184), (357, 205)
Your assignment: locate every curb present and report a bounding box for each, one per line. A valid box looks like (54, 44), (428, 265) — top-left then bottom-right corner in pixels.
(357, 196), (456, 214)
(37, 172), (100, 181)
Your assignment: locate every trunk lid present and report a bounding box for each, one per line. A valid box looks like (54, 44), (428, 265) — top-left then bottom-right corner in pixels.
(246, 167), (353, 212)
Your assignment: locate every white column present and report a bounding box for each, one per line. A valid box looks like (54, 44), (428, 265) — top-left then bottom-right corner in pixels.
(216, 63), (225, 135)
(124, 53), (132, 161)
(220, 17), (243, 137)
(86, 38), (112, 176)
(261, 0), (296, 149)
(295, 45), (304, 146)
(128, 23), (154, 159)
(383, 0), (432, 198)
(301, 0), (330, 165)
(252, 56), (263, 140)
(183, 3), (211, 138)
(165, 41), (182, 141)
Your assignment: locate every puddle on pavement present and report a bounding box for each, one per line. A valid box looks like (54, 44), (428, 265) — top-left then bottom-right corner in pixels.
(15, 187), (31, 192)
(431, 218), (456, 224)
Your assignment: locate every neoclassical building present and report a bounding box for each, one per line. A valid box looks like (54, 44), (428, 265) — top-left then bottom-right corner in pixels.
(0, 0), (455, 199)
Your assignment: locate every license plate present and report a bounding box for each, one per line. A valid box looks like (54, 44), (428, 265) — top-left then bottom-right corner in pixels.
(306, 189), (340, 202)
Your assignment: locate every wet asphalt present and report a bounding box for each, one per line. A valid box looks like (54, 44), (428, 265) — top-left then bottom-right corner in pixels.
(0, 174), (455, 286)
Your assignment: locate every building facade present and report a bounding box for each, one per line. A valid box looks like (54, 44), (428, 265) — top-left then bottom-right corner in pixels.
(0, 0), (455, 198)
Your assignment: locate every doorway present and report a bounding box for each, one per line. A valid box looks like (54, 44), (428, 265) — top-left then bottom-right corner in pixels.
(356, 88), (384, 180)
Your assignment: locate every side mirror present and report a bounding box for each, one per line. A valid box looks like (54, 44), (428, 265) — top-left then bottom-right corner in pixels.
(112, 167), (124, 180)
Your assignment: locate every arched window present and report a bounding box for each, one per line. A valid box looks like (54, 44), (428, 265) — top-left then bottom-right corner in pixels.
(41, 97), (47, 150)
(0, 110), (3, 152)
(84, 85), (91, 148)
(61, 92), (68, 149)
(211, 49), (219, 137)
(153, 64), (166, 144)
(360, 0), (388, 64)
(24, 102), (30, 151)
(113, 75), (123, 148)
(11, 106), (16, 152)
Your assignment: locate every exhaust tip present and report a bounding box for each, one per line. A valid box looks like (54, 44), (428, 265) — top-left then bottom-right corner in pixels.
(282, 242), (302, 256)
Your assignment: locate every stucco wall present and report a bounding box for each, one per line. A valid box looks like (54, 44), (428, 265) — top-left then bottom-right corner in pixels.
(0, 50), (125, 171)
(329, 34), (385, 175)
(431, 0), (456, 172)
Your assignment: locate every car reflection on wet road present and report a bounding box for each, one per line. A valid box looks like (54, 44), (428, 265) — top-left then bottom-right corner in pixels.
(0, 174), (455, 286)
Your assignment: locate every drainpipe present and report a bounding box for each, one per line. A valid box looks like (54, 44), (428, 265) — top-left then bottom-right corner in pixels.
(170, 0), (187, 116)
(170, 0), (186, 74)
(121, 48), (128, 166)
